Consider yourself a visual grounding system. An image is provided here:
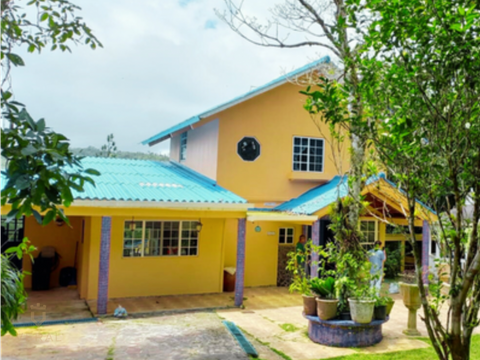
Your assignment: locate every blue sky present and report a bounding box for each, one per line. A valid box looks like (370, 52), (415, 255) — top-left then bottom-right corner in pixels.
(11, 0), (330, 154)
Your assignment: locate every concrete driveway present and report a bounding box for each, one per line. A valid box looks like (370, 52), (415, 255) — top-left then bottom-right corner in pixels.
(1, 312), (248, 360)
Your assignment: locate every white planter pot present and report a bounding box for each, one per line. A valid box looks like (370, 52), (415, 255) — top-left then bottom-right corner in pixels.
(348, 298), (375, 324)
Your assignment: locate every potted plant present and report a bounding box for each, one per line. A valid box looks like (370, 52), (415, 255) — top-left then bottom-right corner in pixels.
(374, 296), (388, 320)
(287, 248), (316, 316)
(348, 285), (376, 324)
(300, 278), (317, 316)
(385, 296), (395, 316)
(310, 276), (338, 320)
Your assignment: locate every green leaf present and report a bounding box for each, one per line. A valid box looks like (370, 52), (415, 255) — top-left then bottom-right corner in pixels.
(42, 210), (56, 225)
(6, 53), (25, 66)
(84, 168), (100, 176)
(32, 209), (43, 224)
(36, 118), (46, 132)
(40, 12), (49, 22)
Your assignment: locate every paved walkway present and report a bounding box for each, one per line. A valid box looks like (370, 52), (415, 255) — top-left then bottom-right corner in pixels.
(219, 293), (431, 360)
(2, 312), (247, 360)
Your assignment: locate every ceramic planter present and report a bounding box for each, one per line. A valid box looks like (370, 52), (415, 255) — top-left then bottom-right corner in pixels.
(399, 282), (421, 336)
(303, 294), (317, 316)
(374, 305), (387, 320)
(399, 282), (421, 309)
(385, 299), (395, 316)
(348, 298), (375, 324)
(315, 298), (339, 321)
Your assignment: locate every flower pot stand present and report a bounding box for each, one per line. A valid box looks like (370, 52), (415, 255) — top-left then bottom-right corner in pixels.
(303, 313), (389, 347)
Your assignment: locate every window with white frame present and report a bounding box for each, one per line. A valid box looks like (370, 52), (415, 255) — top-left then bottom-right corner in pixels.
(279, 227), (294, 244)
(360, 220), (377, 249)
(293, 137), (324, 172)
(180, 132), (188, 161)
(123, 220), (198, 257)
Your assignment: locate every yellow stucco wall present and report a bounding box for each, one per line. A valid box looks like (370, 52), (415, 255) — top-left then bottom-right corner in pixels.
(82, 216), (227, 300)
(223, 219), (303, 287)
(207, 81), (350, 204)
(23, 216), (83, 288)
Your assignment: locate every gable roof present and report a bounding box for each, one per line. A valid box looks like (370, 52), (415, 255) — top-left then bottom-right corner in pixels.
(74, 157), (247, 204)
(273, 173), (436, 220)
(142, 56), (331, 146)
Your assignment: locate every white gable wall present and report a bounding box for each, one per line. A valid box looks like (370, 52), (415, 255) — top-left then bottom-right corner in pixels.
(169, 119), (219, 180)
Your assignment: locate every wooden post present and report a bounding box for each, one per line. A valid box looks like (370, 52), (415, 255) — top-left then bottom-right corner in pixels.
(97, 216), (112, 315)
(422, 220), (430, 286)
(234, 218), (246, 307)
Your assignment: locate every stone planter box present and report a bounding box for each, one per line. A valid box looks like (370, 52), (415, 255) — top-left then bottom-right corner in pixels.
(303, 313), (389, 347)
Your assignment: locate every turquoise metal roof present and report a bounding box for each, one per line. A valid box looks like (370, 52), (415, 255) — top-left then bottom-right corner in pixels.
(71, 157), (247, 204)
(142, 56), (331, 145)
(273, 174), (386, 215)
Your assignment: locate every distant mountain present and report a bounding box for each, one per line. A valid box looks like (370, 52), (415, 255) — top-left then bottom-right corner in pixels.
(71, 146), (169, 161)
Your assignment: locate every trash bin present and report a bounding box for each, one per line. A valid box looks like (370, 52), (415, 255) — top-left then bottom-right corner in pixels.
(32, 246), (59, 291)
(223, 267), (236, 292)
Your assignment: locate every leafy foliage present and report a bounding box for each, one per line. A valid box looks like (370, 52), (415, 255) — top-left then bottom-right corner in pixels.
(1, 109), (100, 226)
(384, 245), (403, 279)
(358, 1), (480, 359)
(286, 242), (312, 296)
(1, 238), (36, 336)
(310, 277), (336, 299)
(99, 133), (117, 158)
(71, 146), (169, 161)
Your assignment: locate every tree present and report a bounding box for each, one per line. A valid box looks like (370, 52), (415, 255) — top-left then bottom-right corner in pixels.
(359, 1), (480, 359)
(1, 0), (101, 335)
(218, 0), (375, 304)
(99, 133), (117, 158)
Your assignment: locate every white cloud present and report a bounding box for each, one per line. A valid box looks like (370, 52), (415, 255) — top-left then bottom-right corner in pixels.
(10, 0), (331, 153)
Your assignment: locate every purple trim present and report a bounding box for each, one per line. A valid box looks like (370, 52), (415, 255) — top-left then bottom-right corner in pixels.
(235, 218), (246, 307)
(422, 220), (430, 286)
(97, 216), (112, 315)
(311, 220), (320, 278)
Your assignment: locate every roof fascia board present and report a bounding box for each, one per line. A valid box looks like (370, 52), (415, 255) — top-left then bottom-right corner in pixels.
(246, 211), (318, 223)
(71, 200), (252, 211)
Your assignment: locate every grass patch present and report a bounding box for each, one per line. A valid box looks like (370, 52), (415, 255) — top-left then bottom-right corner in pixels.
(328, 334), (480, 360)
(279, 323), (299, 332)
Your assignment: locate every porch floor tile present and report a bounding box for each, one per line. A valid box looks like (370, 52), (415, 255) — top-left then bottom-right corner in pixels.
(87, 286), (302, 316)
(16, 287), (93, 324)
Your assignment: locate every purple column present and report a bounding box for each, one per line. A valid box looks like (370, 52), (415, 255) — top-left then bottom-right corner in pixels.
(97, 216), (112, 315)
(311, 220), (320, 278)
(235, 218), (246, 307)
(422, 220), (430, 286)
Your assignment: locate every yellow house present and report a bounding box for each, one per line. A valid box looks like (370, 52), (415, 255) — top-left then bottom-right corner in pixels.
(2, 157), (252, 314)
(143, 56), (436, 299)
(2, 57), (435, 314)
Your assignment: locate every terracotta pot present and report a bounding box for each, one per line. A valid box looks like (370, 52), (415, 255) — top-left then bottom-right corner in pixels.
(399, 282), (421, 310)
(348, 298), (375, 324)
(385, 299), (395, 316)
(316, 298), (339, 321)
(303, 294), (317, 316)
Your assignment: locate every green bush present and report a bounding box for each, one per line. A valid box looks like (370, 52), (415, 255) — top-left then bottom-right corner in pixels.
(384, 244), (403, 279)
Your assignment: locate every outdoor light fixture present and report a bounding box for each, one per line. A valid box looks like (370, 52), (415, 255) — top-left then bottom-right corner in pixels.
(196, 220), (203, 232)
(129, 217), (135, 231)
